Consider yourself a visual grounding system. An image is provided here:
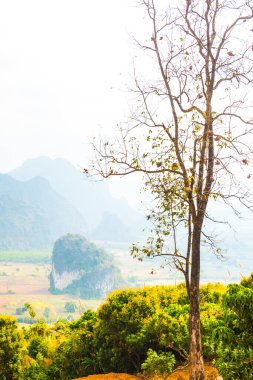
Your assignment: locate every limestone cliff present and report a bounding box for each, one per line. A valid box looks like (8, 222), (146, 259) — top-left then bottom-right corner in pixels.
(49, 234), (124, 298)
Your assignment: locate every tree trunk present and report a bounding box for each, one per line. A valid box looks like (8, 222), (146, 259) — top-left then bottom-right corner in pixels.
(189, 226), (204, 380)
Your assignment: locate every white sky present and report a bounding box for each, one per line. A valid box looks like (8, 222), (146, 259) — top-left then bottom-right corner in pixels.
(0, 1), (252, 207)
(0, 0), (143, 170)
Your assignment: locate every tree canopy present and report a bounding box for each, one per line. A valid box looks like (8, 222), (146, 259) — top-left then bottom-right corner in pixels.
(89, 1), (253, 378)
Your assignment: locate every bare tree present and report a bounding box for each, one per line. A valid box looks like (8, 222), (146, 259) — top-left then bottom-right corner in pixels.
(88, 1), (253, 379)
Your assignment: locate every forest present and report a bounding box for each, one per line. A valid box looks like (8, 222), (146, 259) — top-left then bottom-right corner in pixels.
(0, 274), (252, 380)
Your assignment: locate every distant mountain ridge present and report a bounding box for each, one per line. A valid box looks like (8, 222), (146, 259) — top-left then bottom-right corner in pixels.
(0, 173), (87, 250)
(10, 156), (146, 242)
(1, 157), (252, 282)
(91, 212), (135, 242)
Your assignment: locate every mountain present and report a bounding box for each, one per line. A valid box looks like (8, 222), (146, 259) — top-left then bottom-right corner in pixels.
(10, 156), (144, 238)
(49, 234), (124, 298)
(0, 174), (87, 250)
(91, 212), (135, 242)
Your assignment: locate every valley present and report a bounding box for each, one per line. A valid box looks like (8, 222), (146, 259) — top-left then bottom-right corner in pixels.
(0, 240), (251, 324)
(0, 261), (100, 321)
(0, 246), (171, 321)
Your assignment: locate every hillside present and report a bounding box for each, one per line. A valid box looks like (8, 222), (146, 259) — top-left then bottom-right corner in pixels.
(10, 156), (144, 237)
(0, 174), (86, 250)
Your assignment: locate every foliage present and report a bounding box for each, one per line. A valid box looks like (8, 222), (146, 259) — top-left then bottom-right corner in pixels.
(28, 336), (48, 359)
(0, 315), (23, 380)
(93, 284), (222, 373)
(43, 307), (52, 321)
(48, 311), (97, 380)
(1, 279), (252, 379)
(141, 349), (175, 379)
(64, 301), (77, 313)
(51, 234), (108, 274)
(19, 359), (49, 380)
(16, 306), (27, 315)
(214, 274), (253, 379)
(24, 302), (37, 319)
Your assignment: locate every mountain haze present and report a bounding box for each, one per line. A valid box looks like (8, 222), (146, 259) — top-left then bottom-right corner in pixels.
(0, 174), (86, 250)
(91, 212), (135, 242)
(10, 157), (145, 238)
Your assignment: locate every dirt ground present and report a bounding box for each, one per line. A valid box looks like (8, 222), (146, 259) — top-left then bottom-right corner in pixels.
(165, 364), (219, 379)
(73, 364), (219, 380)
(73, 375), (137, 380)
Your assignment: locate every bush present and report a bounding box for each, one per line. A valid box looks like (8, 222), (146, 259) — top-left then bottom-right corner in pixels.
(0, 282), (231, 378)
(141, 349), (175, 379)
(16, 306), (27, 315)
(94, 286), (191, 373)
(214, 274), (253, 380)
(0, 316), (23, 380)
(64, 301), (77, 313)
(49, 311), (97, 379)
(19, 360), (49, 380)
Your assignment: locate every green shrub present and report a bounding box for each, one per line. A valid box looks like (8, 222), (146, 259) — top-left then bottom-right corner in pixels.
(214, 274), (253, 380)
(19, 361), (49, 380)
(0, 316), (23, 380)
(141, 349), (175, 379)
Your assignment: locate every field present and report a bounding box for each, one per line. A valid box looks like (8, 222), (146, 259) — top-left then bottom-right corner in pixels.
(0, 243), (251, 322)
(0, 245), (179, 321)
(0, 250), (51, 263)
(0, 254), (101, 321)
(0, 247), (163, 321)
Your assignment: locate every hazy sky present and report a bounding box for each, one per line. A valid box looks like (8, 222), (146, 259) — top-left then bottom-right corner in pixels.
(0, 1), (252, 208)
(0, 0), (144, 173)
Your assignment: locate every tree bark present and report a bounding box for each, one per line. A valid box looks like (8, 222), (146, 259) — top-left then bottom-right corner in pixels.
(189, 225), (204, 380)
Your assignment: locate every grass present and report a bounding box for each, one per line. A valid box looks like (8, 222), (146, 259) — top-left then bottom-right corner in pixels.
(0, 250), (51, 263)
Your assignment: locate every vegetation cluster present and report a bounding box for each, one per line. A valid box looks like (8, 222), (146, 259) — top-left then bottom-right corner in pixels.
(49, 234), (124, 299)
(89, 0), (253, 376)
(0, 274), (252, 380)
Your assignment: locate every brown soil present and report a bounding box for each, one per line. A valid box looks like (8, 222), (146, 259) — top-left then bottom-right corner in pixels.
(165, 364), (219, 379)
(72, 375), (137, 380)
(73, 364), (219, 380)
